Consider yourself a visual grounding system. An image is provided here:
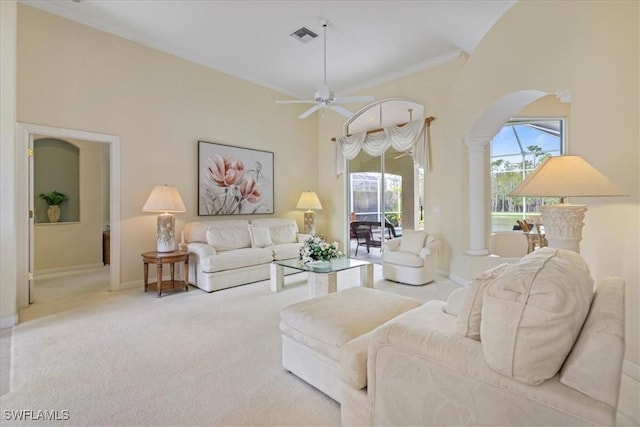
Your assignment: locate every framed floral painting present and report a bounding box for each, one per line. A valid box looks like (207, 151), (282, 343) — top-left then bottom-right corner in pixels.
(198, 141), (274, 216)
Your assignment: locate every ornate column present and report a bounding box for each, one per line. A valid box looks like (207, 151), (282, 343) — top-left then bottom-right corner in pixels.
(465, 136), (491, 255)
(540, 204), (587, 253)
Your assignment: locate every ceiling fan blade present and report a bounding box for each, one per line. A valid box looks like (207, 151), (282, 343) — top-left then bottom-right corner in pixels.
(334, 95), (375, 103)
(298, 105), (320, 119)
(329, 105), (354, 118)
(275, 100), (315, 104)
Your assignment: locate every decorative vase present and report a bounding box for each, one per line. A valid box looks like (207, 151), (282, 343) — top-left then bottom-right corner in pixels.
(47, 205), (60, 223)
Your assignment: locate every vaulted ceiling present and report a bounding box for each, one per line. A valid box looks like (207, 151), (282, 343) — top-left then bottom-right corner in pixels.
(22, 0), (515, 100)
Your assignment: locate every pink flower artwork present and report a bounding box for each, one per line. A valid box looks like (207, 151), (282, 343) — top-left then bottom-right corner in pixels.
(206, 154), (245, 188)
(200, 149), (270, 215)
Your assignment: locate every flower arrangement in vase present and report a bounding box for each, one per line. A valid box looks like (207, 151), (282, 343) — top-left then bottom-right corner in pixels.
(299, 235), (344, 264)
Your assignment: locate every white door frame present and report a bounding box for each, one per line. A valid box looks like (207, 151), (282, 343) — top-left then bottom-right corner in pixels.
(16, 123), (121, 308)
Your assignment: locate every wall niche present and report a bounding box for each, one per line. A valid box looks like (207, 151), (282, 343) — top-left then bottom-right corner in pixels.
(34, 138), (80, 223)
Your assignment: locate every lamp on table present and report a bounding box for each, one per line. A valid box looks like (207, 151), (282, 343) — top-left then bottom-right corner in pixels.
(509, 155), (626, 253)
(296, 191), (323, 235)
(142, 185), (186, 252)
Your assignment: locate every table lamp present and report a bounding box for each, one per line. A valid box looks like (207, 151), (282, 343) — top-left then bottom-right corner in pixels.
(142, 185), (186, 252)
(509, 155), (626, 253)
(296, 191), (323, 234)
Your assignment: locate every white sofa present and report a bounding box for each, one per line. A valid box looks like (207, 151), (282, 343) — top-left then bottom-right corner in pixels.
(180, 218), (309, 292)
(340, 248), (626, 426)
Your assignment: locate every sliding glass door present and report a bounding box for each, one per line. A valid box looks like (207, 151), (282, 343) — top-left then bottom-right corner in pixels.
(348, 147), (420, 260)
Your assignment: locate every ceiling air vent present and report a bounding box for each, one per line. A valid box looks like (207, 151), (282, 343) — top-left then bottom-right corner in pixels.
(290, 27), (318, 43)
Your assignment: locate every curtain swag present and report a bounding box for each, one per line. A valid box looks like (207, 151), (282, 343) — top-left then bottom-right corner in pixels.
(335, 118), (432, 176)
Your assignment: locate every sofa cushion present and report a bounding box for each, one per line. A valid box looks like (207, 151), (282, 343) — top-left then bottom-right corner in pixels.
(455, 263), (512, 341)
(271, 243), (301, 261)
(200, 247), (273, 273)
(249, 225), (273, 248)
(559, 277), (625, 408)
(382, 251), (423, 268)
(280, 287), (421, 360)
(481, 248), (594, 385)
(206, 227), (251, 251)
(270, 224), (297, 244)
(183, 219), (249, 243)
(398, 230), (427, 254)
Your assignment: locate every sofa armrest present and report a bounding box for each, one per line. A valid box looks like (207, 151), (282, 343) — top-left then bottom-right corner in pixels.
(297, 233), (312, 243)
(444, 286), (466, 316)
(184, 242), (217, 258)
(382, 237), (401, 252)
(366, 314), (615, 426)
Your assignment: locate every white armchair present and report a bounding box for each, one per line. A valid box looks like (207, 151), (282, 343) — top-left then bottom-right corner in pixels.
(382, 230), (439, 286)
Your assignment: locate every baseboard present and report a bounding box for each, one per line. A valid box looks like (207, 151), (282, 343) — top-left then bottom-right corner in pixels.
(117, 279), (143, 291)
(447, 272), (470, 287)
(0, 314), (18, 329)
(35, 263), (106, 279)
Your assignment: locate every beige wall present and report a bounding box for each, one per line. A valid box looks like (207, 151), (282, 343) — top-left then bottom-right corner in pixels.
(34, 137), (104, 271)
(2, 0), (638, 368)
(15, 5), (318, 285)
(319, 1), (639, 365)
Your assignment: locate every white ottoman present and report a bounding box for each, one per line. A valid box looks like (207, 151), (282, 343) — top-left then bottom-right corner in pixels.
(279, 287), (421, 402)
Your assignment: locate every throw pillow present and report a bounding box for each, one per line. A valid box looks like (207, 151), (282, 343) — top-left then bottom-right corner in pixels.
(270, 224), (297, 244)
(454, 263), (512, 340)
(481, 248), (594, 385)
(249, 225), (273, 248)
(205, 227), (251, 251)
(398, 230), (427, 254)
(559, 277), (625, 408)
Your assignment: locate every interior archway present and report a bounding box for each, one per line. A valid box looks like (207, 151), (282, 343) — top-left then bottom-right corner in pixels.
(464, 89), (552, 255)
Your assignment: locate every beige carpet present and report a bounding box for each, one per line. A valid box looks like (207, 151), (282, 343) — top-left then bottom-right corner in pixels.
(0, 266), (460, 426)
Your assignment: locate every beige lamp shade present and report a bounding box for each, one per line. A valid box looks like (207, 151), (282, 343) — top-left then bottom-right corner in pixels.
(142, 185), (186, 213)
(296, 191), (323, 211)
(509, 155), (626, 198)
(508, 155), (626, 254)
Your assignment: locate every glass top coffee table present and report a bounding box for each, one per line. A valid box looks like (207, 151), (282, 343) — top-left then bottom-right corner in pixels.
(270, 258), (373, 298)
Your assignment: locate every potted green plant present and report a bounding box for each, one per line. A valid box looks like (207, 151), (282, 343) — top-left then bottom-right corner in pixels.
(39, 190), (68, 223)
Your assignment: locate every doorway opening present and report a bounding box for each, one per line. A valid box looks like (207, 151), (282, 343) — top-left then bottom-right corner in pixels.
(16, 123), (120, 311)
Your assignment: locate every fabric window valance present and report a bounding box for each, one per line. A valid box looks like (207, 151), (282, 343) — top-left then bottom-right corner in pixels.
(335, 119), (430, 176)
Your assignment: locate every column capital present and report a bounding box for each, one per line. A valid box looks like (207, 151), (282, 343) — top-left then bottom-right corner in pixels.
(464, 135), (492, 151)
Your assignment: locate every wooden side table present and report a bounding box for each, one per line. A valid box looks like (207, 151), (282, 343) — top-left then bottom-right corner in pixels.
(141, 250), (189, 297)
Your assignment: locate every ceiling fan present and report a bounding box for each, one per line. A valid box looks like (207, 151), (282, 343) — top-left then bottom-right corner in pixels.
(276, 19), (374, 119)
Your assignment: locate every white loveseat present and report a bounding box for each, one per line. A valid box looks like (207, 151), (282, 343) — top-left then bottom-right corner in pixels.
(180, 218), (309, 292)
(340, 248), (626, 426)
